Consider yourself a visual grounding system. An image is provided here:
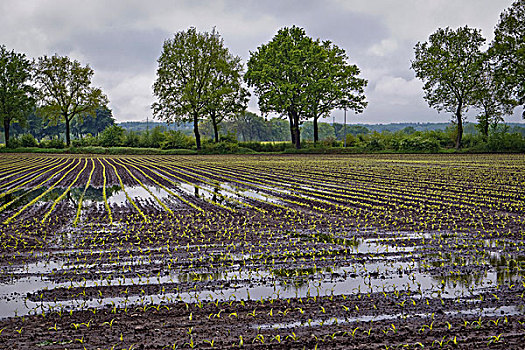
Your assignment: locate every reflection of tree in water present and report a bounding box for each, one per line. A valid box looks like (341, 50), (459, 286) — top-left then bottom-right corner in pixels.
(489, 254), (525, 286)
(431, 252), (524, 289)
(178, 271), (224, 283)
(273, 267), (333, 292)
(1, 185), (123, 212)
(70, 185), (121, 202)
(1, 187), (60, 210)
(440, 271), (488, 290)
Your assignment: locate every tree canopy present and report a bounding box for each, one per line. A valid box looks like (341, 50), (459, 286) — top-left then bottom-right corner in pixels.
(411, 26), (485, 149)
(304, 40), (367, 143)
(472, 55), (514, 139)
(490, 0), (524, 118)
(245, 26), (366, 148)
(0, 45), (35, 147)
(202, 51), (249, 142)
(152, 27), (247, 149)
(35, 54), (108, 146)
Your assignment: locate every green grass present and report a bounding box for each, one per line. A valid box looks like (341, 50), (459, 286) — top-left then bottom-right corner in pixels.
(0, 146), (198, 155)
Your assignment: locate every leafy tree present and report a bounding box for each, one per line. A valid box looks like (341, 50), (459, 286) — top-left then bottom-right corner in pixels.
(0, 45), (35, 147)
(246, 26), (366, 148)
(305, 41), (367, 143)
(411, 26), (485, 149)
(99, 125), (124, 147)
(229, 111), (268, 141)
(490, 0), (524, 118)
(72, 107), (115, 138)
(35, 54), (108, 146)
(153, 27), (244, 149)
(203, 51), (249, 142)
(123, 130), (140, 147)
(267, 118), (291, 141)
(148, 125), (166, 148)
(301, 121), (335, 141)
(473, 56), (513, 140)
(245, 26), (320, 148)
(161, 130), (195, 149)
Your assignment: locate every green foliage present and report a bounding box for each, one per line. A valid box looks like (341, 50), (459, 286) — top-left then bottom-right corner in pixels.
(345, 134), (357, 147)
(6, 137), (20, 149)
(71, 107), (115, 138)
(40, 137), (66, 149)
(71, 134), (99, 147)
(239, 141), (288, 152)
(0, 146), (69, 153)
(411, 26), (485, 148)
(201, 139), (239, 154)
(0, 45), (36, 148)
(153, 27), (245, 149)
(472, 56), (513, 139)
(99, 125), (125, 147)
(19, 134), (38, 147)
(245, 26), (367, 148)
(161, 130), (195, 149)
(304, 40), (367, 142)
(69, 146), (107, 154)
(398, 136), (440, 153)
(301, 121), (335, 141)
(123, 130), (140, 147)
(35, 54), (108, 146)
(486, 132), (525, 152)
(490, 0), (525, 117)
(139, 126), (167, 148)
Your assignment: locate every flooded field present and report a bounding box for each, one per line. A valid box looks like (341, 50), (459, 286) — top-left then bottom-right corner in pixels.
(0, 153), (524, 349)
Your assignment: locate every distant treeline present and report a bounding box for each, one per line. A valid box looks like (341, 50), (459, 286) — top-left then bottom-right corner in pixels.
(117, 117), (525, 141)
(3, 108), (525, 153)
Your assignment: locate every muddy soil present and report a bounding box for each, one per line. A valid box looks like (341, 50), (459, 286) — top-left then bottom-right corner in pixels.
(0, 154), (524, 349)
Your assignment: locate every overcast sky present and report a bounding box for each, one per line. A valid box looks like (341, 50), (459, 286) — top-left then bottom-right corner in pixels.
(0, 0), (522, 124)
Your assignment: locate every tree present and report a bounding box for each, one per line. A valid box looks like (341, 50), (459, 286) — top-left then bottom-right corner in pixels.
(490, 0), (524, 118)
(35, 54), (108, 146)
(230, 111), (270, 141)
(153, 27), (244, 149)
(99, 125), (124, 147)
(245, 26), (320, 149)
(0, 45), (35, 148)
(411, 26), (485, 149)
(473, 56), (513, 140)
(72, 107), (115, 138)
(203, 52), (249, 142)
(305, 41), (367, 143)
(301, 121), (335, 141)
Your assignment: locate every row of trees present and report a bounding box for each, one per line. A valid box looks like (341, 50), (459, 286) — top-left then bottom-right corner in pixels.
(411, 0), (524, 149)
(0, 48), (108, 147)
(2, 107), (114, 143)
(152, 26), (367, 149)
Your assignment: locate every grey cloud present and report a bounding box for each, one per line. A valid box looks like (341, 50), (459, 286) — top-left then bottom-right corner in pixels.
(55, 28), (169, 72)
(226, 0), (389, 51)
(0, 0), (520, 124)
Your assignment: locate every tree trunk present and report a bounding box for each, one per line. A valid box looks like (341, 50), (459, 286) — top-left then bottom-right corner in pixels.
(193, 113), (201, 150)
(455, 100), (463, 150)
(483, 112), (489, 141)
(293, 113), (301, 149)
(212, 117), (219, 143)
(313, 116), (319, 144)
(3, 119), (10, 148)
(288, 114), (295, 146)
(65, 115), (71, 147)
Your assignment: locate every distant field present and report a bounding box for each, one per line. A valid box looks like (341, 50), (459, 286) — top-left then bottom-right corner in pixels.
(0, 153), (524, 348)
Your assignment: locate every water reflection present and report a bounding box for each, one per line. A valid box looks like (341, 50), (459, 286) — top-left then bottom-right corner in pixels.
(430, 251), (525, 289)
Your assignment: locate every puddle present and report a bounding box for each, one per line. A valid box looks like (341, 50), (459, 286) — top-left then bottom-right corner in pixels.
(256, 305), (525, 330)
(107, 185), (172, 206)
(1, 230), (523, 319)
